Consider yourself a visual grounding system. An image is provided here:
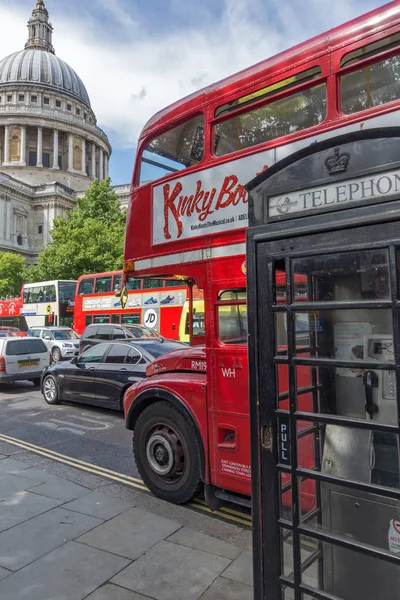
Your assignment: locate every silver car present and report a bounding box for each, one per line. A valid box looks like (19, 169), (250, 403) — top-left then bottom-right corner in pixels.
(27, 326), (80, 363)
(0, 336), (50, 386)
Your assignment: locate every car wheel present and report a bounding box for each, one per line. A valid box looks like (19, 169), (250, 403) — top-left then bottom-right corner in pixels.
(133, 401), (203, 504)
(32, 378), (41, 387)
(52, 347), (61, 363)
(43, 375), (61, 405)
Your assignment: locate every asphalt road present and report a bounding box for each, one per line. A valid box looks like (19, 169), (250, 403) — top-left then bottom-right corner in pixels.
(0, 378), (252, 531)
(0, 380), (137, 477)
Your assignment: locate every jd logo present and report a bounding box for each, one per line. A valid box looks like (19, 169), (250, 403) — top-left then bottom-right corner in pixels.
(144, 308), (158, 328)
(276, 196), (298, 215)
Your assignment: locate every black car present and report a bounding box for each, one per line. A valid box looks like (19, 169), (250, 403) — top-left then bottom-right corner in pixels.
(41, 339), (185, 410)
(79, 323), (164, 354)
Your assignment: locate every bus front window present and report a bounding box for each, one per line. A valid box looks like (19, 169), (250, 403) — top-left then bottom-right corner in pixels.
(139, 115), (205, 185)
(58, 282), (76, 304)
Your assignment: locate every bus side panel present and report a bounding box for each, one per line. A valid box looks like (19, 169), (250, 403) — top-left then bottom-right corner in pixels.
(159, 306), (183, 340)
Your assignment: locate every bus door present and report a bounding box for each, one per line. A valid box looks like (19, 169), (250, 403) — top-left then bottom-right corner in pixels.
(247, 130), (400, 599)
(211, 285), (250, 499)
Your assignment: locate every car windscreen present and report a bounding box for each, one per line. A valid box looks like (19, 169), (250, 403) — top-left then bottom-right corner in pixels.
(141, 342), (186, 358)
(6, 339), (47, 355)
(52, 330), (79, 340)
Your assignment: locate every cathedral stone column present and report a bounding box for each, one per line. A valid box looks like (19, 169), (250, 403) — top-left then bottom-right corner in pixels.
(20, 126), (27, 166)
(68, 133), (73, 171)
(3, 125), (10, 164)
(91, 143), (96, 178)
(81, 139), (86, 175)
(53, 129), (59, 169)
(104, 155), (109, 178)
(99, 148), (104, 180)
(36, 126), (43, 167)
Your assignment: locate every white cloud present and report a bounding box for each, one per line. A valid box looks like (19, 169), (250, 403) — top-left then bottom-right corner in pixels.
(0, 0), (383, 151)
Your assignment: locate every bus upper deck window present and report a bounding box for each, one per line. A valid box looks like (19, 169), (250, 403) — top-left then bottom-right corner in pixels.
(139, 114), (204, 185)
(340, 33), (400, 115)
(78, 278), (94, 295)
(213, 67), (325, 157)
(95, 277), (112, 294)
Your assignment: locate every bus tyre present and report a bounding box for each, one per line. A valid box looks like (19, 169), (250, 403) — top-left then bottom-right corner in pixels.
(52, 347), (61, 363)
(133, 401), (203, 504)
(43, 375), (61, 405)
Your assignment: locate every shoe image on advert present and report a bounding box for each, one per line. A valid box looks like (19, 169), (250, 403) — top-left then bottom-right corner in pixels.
(144, 296), (158, 305)
(160, 295), (175, 305)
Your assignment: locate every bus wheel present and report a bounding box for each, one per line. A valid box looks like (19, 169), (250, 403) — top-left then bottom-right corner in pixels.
(133, 401), (203, 504)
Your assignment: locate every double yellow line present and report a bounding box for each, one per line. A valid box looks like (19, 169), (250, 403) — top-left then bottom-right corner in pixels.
(0, 433), (252, 528)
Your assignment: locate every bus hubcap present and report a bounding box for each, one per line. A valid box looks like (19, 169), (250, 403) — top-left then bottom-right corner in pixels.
(146, 427), (184, 479)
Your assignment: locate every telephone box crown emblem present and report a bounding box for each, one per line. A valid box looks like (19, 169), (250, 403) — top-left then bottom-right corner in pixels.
(324, 147), (350, 175)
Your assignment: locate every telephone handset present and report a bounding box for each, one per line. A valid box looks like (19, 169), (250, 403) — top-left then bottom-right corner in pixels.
(363, 335), (396, 425)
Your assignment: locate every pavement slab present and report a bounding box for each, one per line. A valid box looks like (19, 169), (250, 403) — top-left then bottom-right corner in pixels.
(198, 576), (253, 599)
(0, 458), (30, 474)
(64, 490), (135, 520)
(0, 507), (103, 570)
(0, 490), (63, 533)
(27, 474), (91, 501)
(167, 527), (241, 560)
(85, 583), (152, 599)
(0, 541), (130, 600)
(221, 551), (253, 587)
(0, 473), (43, 500)
(0, 566), (11, 582)
(78, 506), (181, 560)
(111, 540), (231, 600)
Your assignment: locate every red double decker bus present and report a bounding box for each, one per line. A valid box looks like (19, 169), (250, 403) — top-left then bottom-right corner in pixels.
(0, 297), (26, 334)
(73, 270), (200, 341)
(123, 2), (400, 507)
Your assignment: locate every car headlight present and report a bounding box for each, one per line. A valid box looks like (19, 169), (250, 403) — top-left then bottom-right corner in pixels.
(62, 343), (73, 348)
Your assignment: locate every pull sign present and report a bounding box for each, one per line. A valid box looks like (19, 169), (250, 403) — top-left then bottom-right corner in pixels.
(279, 416), (291, 465)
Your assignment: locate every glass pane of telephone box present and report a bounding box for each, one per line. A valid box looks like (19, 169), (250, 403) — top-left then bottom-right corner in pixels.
(281, 245), (400, 600)
(292, 249), (390, 302)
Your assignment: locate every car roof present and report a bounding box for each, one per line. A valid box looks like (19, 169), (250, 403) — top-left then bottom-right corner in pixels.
(30, 326), (72, 330)
(3, 336), (45, 342)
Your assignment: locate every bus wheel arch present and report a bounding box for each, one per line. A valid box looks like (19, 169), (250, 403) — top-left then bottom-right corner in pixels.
(129, 394), (206, 504)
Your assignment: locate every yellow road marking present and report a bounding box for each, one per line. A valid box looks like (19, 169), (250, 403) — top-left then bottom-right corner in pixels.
(0, 433), (252, 527)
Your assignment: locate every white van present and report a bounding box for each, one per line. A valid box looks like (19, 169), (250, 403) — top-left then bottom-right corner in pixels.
(0, 337), (50, 386)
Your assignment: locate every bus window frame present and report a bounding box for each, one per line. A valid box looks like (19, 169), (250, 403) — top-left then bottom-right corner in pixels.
(136, 111), (208, 187)
(210, 61), (328, 158)
(338, 40), (400, 118)
(216, 296), (247, 347)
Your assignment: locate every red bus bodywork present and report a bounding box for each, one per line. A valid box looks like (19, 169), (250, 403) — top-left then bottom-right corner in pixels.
(0, 298), (26, 335)
(123, 2), (400, 508)
(74, 270), (192, 341)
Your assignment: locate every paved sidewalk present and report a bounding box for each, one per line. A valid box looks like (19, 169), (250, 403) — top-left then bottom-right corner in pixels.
(0, 448), (254, 600)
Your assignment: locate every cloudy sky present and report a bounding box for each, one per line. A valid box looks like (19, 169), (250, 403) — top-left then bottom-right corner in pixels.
(0, 0), (387, 184)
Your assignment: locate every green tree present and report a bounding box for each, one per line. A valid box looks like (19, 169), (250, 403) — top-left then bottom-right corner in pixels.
(0, 252), (26, 297)
(26, 178), (126, 281)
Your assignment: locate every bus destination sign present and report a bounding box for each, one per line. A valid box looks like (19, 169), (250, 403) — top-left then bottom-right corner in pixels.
(269, 168), (400, 218)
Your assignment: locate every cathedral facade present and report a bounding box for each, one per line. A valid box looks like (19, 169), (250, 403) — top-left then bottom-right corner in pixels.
(0, 1), (117, 263)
